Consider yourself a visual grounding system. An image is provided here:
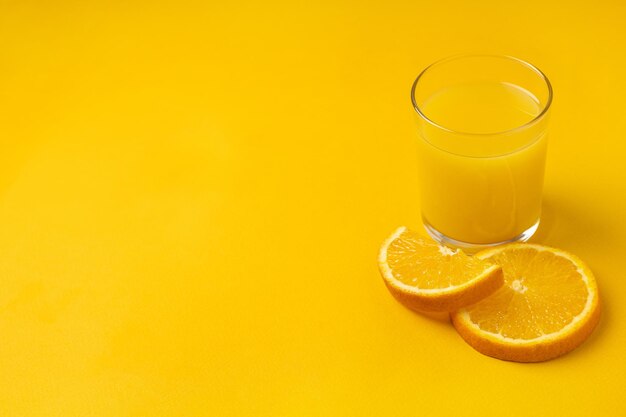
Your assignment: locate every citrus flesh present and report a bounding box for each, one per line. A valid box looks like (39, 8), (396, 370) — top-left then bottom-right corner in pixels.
(451, 243), (601, 362)
(378, 226), (503, 312)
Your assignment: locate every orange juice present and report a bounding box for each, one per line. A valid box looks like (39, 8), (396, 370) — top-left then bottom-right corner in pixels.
(416, 81), (548, 244)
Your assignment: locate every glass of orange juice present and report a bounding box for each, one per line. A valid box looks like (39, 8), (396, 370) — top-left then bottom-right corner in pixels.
(411, 55), (552, 251)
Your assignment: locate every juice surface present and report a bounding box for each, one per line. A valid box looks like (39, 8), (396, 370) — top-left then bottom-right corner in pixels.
(418, 82), (547, 244)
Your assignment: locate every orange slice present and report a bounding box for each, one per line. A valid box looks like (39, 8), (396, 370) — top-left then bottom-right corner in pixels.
(378, 226), (503, 312)
(451, 243), (601, 362)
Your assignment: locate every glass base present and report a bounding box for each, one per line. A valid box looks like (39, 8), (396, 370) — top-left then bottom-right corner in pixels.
(423, 219), (540, 254)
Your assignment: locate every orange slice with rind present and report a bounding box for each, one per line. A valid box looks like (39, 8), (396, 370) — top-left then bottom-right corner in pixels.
(451, 243), (601, 362)
(378, 226), (504, 312)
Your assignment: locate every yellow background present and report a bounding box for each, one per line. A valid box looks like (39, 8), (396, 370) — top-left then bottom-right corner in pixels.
(1, 0), (625, 415)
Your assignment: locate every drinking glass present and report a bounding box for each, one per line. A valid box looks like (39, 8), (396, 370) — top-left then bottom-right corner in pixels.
(411, 55), (552, 250)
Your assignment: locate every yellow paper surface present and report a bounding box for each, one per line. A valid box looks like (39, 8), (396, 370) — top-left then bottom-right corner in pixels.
(0, 1), (624, 415)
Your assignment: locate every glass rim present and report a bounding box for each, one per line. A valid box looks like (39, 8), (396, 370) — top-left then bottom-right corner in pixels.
(410, 54), (553, 137)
